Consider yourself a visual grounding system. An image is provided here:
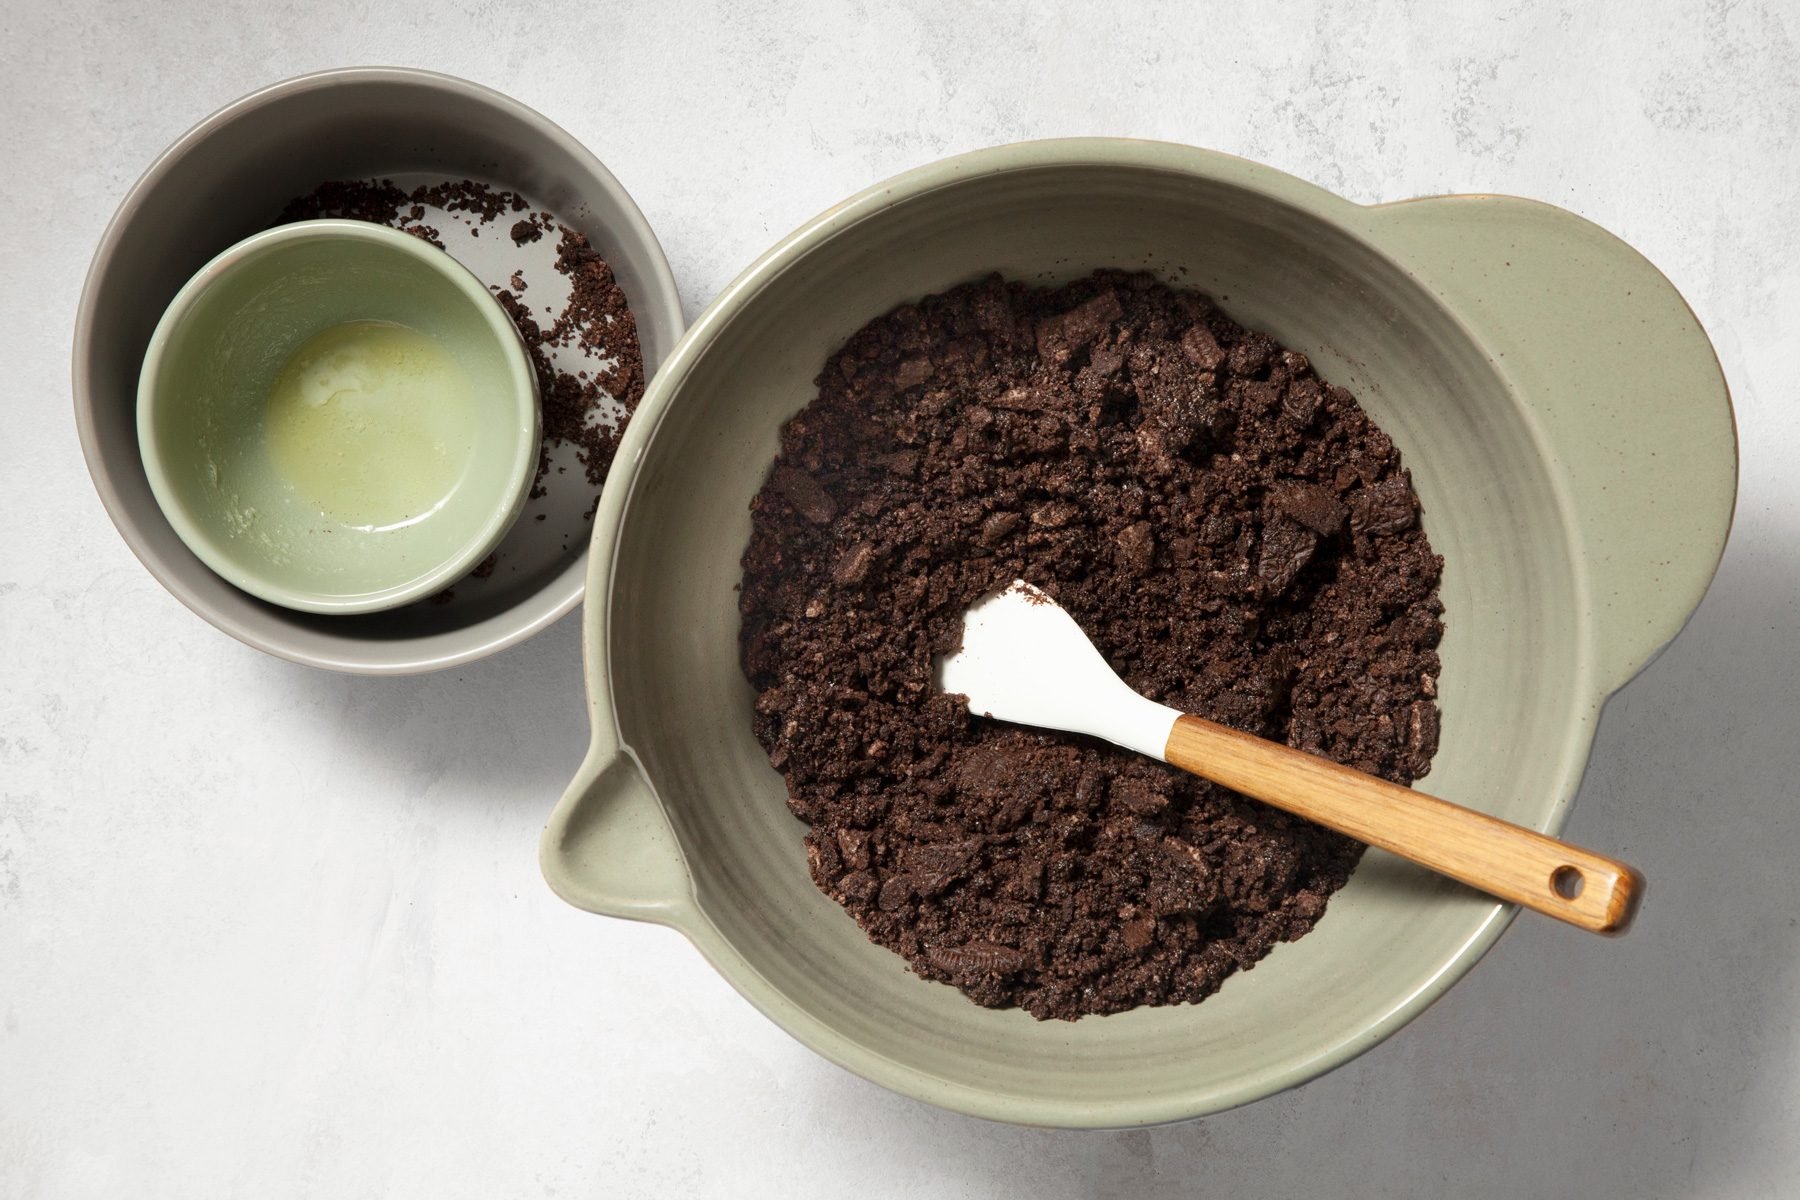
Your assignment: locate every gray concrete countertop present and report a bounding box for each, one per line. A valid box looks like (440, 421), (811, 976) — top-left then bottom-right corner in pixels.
(3, 2), (1795, 1196)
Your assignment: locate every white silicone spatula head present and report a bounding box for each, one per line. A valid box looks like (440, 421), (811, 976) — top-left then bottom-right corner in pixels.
(935, 580), (1179, 759)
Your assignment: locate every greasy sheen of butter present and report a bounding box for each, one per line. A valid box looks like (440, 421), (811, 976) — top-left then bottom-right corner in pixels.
(264, 320), (476, 532)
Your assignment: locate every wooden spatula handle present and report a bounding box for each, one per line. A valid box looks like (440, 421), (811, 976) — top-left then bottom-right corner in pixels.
(1164, 714), (1643, 934)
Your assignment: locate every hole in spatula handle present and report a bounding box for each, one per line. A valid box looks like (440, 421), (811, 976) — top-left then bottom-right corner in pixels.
(1551, 865), (1585, 900)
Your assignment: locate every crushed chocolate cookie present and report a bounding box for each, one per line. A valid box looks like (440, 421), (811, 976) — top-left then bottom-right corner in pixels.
(738, 271), (1444, 1020)
(278, 180), (444, 249)
(491, 226), (646, 496)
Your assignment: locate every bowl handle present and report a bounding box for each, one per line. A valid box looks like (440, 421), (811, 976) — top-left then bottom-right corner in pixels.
(1363, 195), (1737, 695)
(540, 741), (696, 926)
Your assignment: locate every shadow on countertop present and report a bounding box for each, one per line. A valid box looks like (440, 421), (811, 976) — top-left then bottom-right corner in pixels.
(264, 609), (591, 809)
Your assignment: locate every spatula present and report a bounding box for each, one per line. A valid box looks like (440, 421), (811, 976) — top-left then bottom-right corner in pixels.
(936, 580), (1643, 934)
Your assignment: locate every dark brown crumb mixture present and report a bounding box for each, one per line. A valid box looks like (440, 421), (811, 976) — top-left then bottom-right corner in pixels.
(278, 180), (645, 499)
(738, 271), (1444, 1021)
(491, 227), (644, 498)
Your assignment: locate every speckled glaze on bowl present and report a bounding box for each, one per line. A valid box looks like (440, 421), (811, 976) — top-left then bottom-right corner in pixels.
(543, 140), (1737, 1127)
(74, 67), (683, 673)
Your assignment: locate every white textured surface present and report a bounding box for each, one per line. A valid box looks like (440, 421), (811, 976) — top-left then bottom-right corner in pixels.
(3, 1), (1797, 1196)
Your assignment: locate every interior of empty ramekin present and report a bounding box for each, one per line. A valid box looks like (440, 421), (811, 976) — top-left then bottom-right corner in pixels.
(597, 160), (1596, 1120)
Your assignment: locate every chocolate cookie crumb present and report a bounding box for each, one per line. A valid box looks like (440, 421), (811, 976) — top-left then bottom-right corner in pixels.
(739, 271), (1444, 1020)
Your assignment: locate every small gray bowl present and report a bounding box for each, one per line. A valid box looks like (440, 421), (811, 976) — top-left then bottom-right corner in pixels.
(74, 67), (684, 673)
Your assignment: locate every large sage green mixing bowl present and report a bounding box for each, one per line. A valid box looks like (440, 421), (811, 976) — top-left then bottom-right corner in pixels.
(542, 141), (1736, 1126)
